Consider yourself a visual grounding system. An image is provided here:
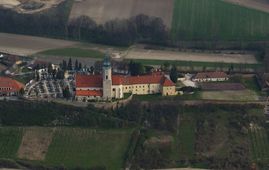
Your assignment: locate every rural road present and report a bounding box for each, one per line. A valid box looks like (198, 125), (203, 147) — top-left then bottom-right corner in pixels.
(0, 33), (77, 56)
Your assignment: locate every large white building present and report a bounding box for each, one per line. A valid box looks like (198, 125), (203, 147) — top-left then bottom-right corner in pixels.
(75, 56), (177, 101)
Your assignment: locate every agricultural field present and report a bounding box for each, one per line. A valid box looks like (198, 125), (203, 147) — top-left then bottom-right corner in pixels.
(223, 0), (269, 13)
(45, 128), (132, 169)
(248, 123), (269, 164)
(172, 0), (269, 41)
(69, 0), (174, 27)
(201, 90), (259, 101)
(0, 127), (132, 169)
(0, 127), (22, 159)
(17, 127), (55, 161)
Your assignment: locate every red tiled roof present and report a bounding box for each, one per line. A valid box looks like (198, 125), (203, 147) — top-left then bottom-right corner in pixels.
(194, 72), (228, 79)
(76, 90), (103, 96)
(76, 74), (102, 88)
(112, 75), (124, 85)
(162, 77), (175, 86)
(0, 77), (25, 93)
(76, 74), (166, 87)
(122, 75), (164, 85)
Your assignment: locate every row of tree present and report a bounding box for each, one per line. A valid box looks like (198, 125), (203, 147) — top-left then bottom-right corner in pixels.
(0, 0), (168, 46)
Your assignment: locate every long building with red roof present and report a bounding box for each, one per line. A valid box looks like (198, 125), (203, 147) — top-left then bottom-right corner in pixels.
(193, 72), (229, 82)
(0, 77), (25, 96)
(75, 56), (177, 101)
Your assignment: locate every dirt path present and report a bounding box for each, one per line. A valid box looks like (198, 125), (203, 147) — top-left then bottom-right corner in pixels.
(223, 0), (269, 13)
(17, 127), (55, 160)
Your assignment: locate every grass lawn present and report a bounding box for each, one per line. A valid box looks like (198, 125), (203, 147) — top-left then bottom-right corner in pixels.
(201, 90), (259, 101)
(45, 128), (133, 169)
(38, 48), (104, 58)
(13, 74), (33, 85)
(0, 127), (22, 159)
(131, 59), (262, 70)
(240, 76), (262, 94)
(172, 0), (269, 41)
(133, 94), (164, 101)
(133, 92), (201, 101)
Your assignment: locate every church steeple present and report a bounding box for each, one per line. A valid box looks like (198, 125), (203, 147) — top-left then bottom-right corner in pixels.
(102, 52), (112, 100)
(103, 53), (111, 68)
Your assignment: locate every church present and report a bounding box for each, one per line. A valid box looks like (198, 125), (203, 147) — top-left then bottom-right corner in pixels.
(75, 56), (177, 101)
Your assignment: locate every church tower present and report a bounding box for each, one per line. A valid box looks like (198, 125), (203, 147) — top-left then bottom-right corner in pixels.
(102, 53), (112, 100)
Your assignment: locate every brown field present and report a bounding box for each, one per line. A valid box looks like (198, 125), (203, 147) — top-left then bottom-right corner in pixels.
(69, 0), (174, 27)
(200, 83), (246, 91)
(0, 33), (77, 56)
(201, 90), (259, 101)
(17, 127), (55, 160)
(223, 0), (269, 13)
(125, 48), (258, 64)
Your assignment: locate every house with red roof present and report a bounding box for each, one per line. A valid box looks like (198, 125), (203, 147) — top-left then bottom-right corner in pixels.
(193, 72), (229, 82)
(75, 56), (177, 101)
(0, 77), (25, 96)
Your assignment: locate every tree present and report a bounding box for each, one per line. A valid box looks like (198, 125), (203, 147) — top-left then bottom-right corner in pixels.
(169, 65), (178, 83)
(35, 71), (40, 81)
(62, 60), (67, 71)
(47, 63), (53, 74)
(62, 86), (71, 99)
(67, 58), (72, 70)
(90, 66), (94, 73)
(79, 62), (82, 70)
(162, 62), (171, 72)
(129, 60), (145, 76)
(75, 59), (79, 71)
(56, 70), (64, 79)
(19, 88), (25, 97)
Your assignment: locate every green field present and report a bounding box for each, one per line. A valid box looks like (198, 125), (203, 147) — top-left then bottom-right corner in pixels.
(38, 47), (104, 58)
(172, 118), (195, 161)
(0, 127), (22, 159)
(249, 124), (269, 164)
(172, 0), (269, 41)
(45, 128), (132, 169)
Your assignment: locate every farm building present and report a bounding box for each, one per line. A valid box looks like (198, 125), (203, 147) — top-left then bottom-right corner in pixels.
(0, 77), (24, 96)
(193, 72), (229, 82)
(75, 56), (177, 101)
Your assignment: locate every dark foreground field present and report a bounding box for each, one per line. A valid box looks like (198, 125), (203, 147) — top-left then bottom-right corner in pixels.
(0, 100), (268, 169)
